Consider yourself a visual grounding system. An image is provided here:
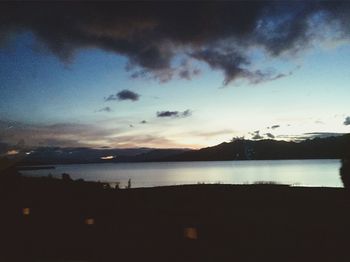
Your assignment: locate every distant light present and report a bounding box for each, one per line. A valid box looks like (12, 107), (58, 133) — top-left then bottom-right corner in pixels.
(25, 151), (34, 155)
(6, 150), (19, 155)
(85, 218), (95, 225)
(100, 155), (115, 160)
(22, 208), (30, 216)
(184, 227), (198, 240)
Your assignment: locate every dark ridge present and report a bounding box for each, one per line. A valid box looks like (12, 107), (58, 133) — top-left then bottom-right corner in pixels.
(164, 134), (350, 162)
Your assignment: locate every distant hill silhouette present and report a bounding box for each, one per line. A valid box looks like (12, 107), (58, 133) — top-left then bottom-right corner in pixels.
(163, 134), (350, 162)
(15, 147), (190, 165)
(8, 134), (350, 166)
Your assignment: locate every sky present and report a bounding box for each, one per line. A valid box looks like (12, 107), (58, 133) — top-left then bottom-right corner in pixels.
(0, 1), (349, 150)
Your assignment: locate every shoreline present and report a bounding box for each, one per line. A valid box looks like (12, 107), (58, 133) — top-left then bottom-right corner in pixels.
(15, 157), (342, 167)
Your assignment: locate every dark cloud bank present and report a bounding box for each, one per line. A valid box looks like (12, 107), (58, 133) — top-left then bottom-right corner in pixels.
(2, 2), (350, 85)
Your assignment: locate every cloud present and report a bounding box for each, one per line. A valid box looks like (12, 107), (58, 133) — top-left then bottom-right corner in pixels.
(0, 119), (201, 149)
(278, 132), (346, 141)
(178, 67), (201, 81)
(2, 2), (350, 84)
(104, 95), (118, 101)
(0, 120), (120, 148)
(191, 49), (287, 85)
(251, 130), (263, 140)
(344, 116), (350, 125)
(265, 133), (275, 139)
(190, 129), (235, 139)
(157, 111), (179, 117)
(105, 134), (191, 149)
(157, 109), (192, 118)
(97, 106), (112, 112)
(303, 132), (346, 139)
(140, 120), (147, 124)
(190, 49), (249, 85)
(179, 69), (193, 80)
(105, 89), (140, 102)
(117, 90), (140, 101)
(129, 59), (201, 83)
(182, 109), (192, 117)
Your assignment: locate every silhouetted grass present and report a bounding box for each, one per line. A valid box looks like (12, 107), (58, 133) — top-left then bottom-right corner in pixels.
(1, 160), (349, 262)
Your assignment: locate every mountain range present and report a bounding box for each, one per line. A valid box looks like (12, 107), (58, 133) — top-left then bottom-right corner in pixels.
(8, 133), (350, 166)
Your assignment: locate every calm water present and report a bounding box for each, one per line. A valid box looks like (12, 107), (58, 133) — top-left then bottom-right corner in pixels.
(21, 159), (343, 188)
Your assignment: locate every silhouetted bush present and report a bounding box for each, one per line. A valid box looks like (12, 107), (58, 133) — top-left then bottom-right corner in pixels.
(340, 159), (350, 189)
(61, 173), (72, 182)
(103, 183), (111, 189)
(126, 178), (131, 189)
(0, 157), (12, 172)
(0, 157), (21, 186)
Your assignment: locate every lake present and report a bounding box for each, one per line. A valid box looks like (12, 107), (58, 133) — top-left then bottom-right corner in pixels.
(20, 159), (343, 188)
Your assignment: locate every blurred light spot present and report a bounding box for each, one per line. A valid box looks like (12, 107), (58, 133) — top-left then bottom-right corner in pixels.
(184, 227), (198, 240)
(100, 155), (115, 160)
(85, 218), (95, 225)
(6, 150), (19, 155)
(22, 208), (30, 216)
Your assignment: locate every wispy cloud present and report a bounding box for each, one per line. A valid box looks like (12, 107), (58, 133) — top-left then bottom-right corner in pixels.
(277, 132), (346, 141)
(157, 109), (192, 118)
(97, 106), (112, 112)
(0, 120), (197, 149)
(0, 120), (119, 148)
(190, 129), (235, 138)
(129, 59), (201, 83)
(105, 134), (189, 149)
(191, 49), (290, 85)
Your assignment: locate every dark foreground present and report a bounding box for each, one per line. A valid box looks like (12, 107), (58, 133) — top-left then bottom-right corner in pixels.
(1, 176), (350, 262)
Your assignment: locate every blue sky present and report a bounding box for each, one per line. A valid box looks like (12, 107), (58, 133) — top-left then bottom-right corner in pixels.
(0, 2), (349, 149)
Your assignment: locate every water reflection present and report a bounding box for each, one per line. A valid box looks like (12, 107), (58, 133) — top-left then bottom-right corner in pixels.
(21, 159), (342, 188)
